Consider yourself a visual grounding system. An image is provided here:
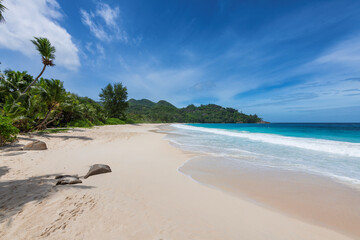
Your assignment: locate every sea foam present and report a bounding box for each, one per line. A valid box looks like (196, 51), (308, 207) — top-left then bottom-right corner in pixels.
(172, 124), (360, 157)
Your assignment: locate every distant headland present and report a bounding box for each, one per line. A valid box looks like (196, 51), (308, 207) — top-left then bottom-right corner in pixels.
(127, 98), (264, 123)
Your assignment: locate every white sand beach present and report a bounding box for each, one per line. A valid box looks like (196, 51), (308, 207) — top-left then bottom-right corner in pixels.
(0, 124), (354, 240)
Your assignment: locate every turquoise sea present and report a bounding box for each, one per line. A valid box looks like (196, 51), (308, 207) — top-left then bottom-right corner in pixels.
(166, 123), (360, 186)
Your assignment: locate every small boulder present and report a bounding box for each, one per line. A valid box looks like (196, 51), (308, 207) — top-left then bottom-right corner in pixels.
(84, 164), (111, 179)
(56, 176), (82, 185)
(23, 141), (47, 150)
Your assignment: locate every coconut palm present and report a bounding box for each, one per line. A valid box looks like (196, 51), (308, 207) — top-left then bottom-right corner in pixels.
(0, 71), (33, 96)
(0, 0), (6, 23)
(35, 78), (66, 130)
(0, 85), (37, 132)
(23, 37), (56, 93)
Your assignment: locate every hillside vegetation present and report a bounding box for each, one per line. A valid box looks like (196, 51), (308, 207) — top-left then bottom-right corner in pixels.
(127, 99), (262, 123)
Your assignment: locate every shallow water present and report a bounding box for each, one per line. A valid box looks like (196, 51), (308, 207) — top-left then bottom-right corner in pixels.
(166, 123), (360, 186)
(163, 123), (360, 238)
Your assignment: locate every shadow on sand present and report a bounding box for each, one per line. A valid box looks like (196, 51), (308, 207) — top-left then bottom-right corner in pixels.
(0, 166), (94, 224)
(19, 133), (93, 142)
(0, 166), (10, 178)
(0, 134), (93, 153)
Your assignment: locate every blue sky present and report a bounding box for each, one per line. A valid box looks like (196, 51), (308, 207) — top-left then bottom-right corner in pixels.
(1, 0), (360, 122)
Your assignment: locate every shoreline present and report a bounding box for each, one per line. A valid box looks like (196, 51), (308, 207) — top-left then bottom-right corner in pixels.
(0, 124), (353, 239)
(178, 155), (360, 239)
(164, 124), (360, 239)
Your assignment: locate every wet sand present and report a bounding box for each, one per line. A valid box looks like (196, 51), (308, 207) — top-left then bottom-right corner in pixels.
(179, 156), (360, 239)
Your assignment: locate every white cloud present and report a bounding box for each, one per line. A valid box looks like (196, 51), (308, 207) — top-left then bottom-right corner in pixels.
(80, 9), (110, 41)
(0, 0), (80, 71)
(80, 3), (128, 43)
(85, 42), (104, 58)
(314, 34), (360, 68)
(96, 3), (119, 27)
(95, 43), (105, 59)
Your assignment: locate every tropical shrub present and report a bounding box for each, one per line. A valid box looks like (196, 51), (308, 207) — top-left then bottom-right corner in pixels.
(67, 119), (94, 128)
(93, 119), (104, 126)
(34, 78), (67, 130)
(0, 115), (19, 146)
(105, 118), (126, 125)
(125, 118), (135, 124)
(0, 37), (121, 133)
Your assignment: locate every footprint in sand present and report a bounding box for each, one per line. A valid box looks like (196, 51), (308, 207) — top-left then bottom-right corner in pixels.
(40, 194), (96, 237)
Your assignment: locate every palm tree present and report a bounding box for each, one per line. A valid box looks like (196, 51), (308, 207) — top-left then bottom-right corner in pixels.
(0, 71), (33, 95)
(35, 78), (66, 130)
(23, 37), (56, 93)
(0, 0), (6, 23)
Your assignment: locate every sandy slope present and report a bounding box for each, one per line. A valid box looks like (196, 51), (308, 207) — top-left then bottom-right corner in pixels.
(0, 124), (352, 240)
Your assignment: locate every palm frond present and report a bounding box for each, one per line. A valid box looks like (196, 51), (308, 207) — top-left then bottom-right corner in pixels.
(0, 0), (7, 23)
(31, 37), (56, 66)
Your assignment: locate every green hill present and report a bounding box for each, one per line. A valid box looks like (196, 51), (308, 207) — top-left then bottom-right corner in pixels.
(127, 99), (262, 123)
(128, 98), (156, 115)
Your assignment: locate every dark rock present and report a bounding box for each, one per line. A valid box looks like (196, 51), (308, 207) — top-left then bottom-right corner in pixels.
(56, 176), (82, 185)
(23, 141), (47, 150)
(84, 164), (111, 179)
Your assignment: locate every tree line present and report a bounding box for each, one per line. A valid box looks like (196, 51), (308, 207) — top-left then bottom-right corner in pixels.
(127, 99), (262, 123)
(0, 37), (128, 145)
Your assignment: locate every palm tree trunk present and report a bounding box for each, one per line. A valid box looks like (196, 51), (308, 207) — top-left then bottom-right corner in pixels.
(43, 111), (62, 127)
(22, 64), (46, 94)
(0, 135), (5, 146)
(35, 107), (53, 130)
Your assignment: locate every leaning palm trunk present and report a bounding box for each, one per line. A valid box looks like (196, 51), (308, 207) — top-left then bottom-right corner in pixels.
(22, 64), (46, 94)
(24, 37), (56, 93)
(35, 106), (53, 130)
(0, 135), (5, 146)
(42, 112), (62, 128)
(35, 109), (62, 130)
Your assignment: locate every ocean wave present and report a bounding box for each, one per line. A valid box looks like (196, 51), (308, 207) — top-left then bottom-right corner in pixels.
(172, 124), (360, 157)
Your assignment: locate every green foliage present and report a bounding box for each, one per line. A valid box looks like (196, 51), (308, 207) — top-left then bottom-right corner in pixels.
(0, 115), (19, 146)
(0, 71), (33, 97)
(0, 70), (107, 132)
(127, 99), (263, 123)
(67, 119), (94, 128)
(0, 0), (7, 23)
(0, 38), (126, 132)
(0, 72), (35, 131)
(34, 78), (67, 130)
(128, 99), (155, 111)
(105, 118), (126, 125)
(93, 119), (105, 126)
(58, 94), (106, 128)
(31, 37), (56, 66)
(23, 37), (56, 93)
(125, 118), (135, 124)
(99, 83), (128, 119)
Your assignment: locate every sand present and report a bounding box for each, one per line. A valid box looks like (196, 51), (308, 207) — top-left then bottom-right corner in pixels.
(0, 124), (353, 240)
(179, 156), (360, 239)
